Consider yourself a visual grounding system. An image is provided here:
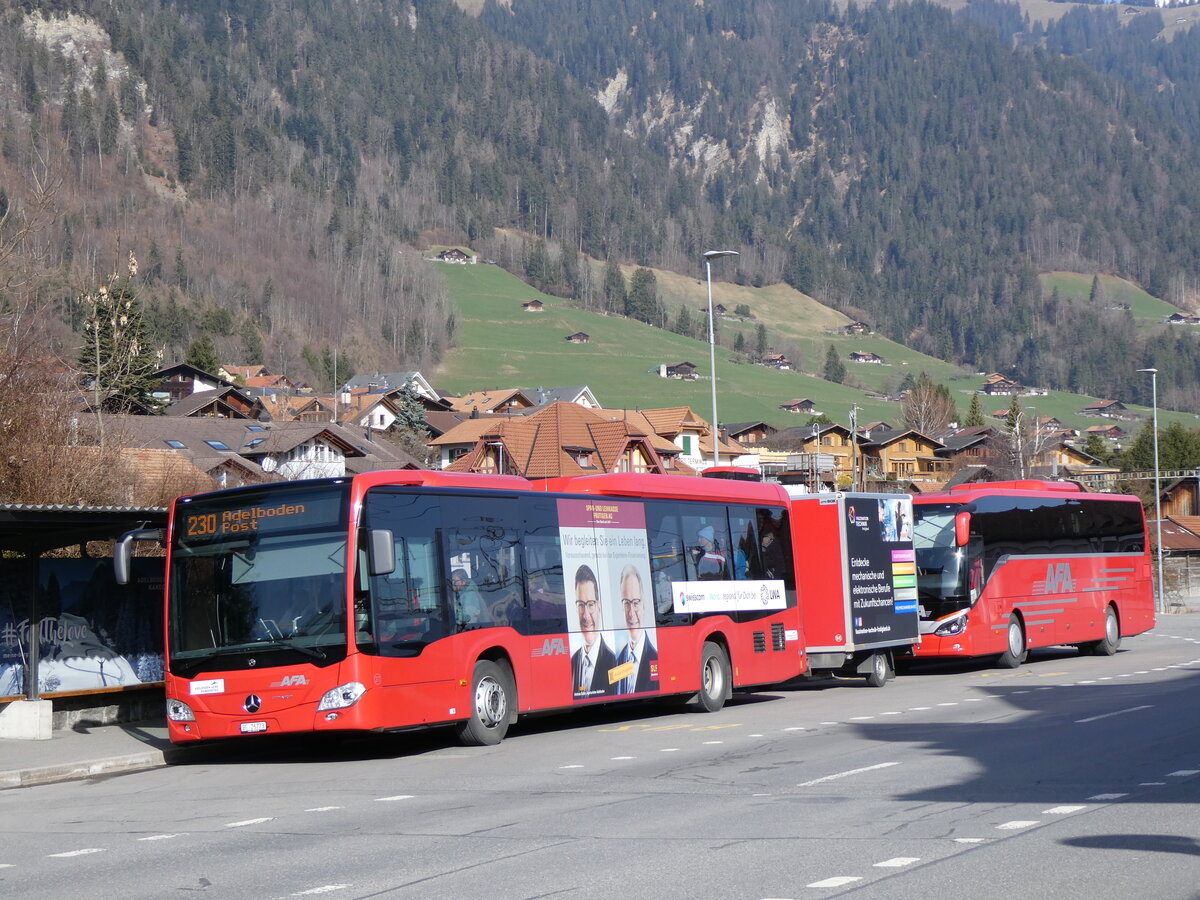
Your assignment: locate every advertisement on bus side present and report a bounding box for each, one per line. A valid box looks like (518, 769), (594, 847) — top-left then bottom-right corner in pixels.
(558, 498), (660, 701)
(844, 497), (920, 644)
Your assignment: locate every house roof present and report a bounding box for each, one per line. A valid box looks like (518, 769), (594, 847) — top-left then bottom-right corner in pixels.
(164, 386), (260, 418)
(447, 388), (534, 414)
(341, 371), (440, 400)
(861, 428), (944, 450)
(1156, 516), (1200, 552)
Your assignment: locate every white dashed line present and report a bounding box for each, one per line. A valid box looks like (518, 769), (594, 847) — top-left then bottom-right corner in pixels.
(849, 716), (875, 721)
(1138, 782), (1166, 786)
(1167, 770), (1199, 777)
(306, 807), (343, 812)
(612, 756), (634, 760)
(291, 887), (351, 896)
(1077, 680), (1097, 685)
(785, 727), (805, 732)
(1076, 705), (1152, 724)
(559, 764), (583, 769)
(874, 857), (920, 868)
(879, 711), (902, 716)
(48, 848), (105, 858)
(954, 838), (986, 844)
(750, 734), (765, 738)
(225, 818), (273, 828)
(1088, 793), (1128, 801)
(807, 876), (862, 888)
(937, 702), (958, 707)
(704, 741), (724, 745)
(908, 707), (932, 711)
(138, 834), (182, 841)
(996, 820), (1039, 830)
(660, 748), (680, 753)
(963, 698), (983, 702)
(374, 795), (414, 802)
(1043, 805), (1087, 815)
(798, 762), (900, 787)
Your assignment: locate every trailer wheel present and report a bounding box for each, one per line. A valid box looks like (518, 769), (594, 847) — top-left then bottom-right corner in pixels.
(455, 659), (512, 746)
(1088, 605), (1121, 657)
(694, 641), (730, 713)
(996, 615), (1027, 669)
(864, 652), (891, 688)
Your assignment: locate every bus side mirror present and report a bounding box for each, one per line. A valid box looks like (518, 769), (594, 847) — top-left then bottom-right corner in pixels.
(955, 512), (971, 547)
(114, 528), (165, 585)
(368, 529), (395, 576)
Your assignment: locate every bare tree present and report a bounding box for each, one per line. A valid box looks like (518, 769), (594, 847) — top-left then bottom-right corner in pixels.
(900, 373), (956, 436)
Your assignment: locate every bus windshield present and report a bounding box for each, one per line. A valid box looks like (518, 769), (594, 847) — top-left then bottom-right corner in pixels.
(913, 504), (970, 611)
(168, 482), (351, 675)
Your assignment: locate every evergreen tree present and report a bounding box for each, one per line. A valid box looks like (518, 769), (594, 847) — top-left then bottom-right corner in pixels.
(674, 304), (693, 338)
(823, 344), (846, 384)
(964, 392), (985, 427)
(240, 319), (264, 365)
(185, 335), (220, 374)
(627, 267), (658, 323)
(602, 258), (626, 315)
(756, 323), (768, 359)
(1089, 274), (1105, 306)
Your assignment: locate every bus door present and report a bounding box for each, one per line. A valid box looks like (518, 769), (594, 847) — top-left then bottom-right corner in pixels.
(522, 495), (571, 708)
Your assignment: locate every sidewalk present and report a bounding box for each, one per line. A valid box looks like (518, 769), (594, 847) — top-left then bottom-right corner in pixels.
(0, 719), (175, 790)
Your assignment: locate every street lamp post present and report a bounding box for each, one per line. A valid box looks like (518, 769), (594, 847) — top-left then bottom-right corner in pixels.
(703, 249), (739, 468)
(1137, 367), (1165, 614)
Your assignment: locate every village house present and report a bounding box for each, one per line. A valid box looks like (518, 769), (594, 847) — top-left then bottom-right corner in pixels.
(522, 299), (545, 312)
(436, 248), (474, 264)
(980, 373), (1024, 395)
(565, 332), (590, 344)
(724, 421), (778, 445)
(1079, 399), (1130, 419)
(859, 428), (947, 483)
(779, 398), (820, 415)
(842, 321), (870, 335)
(1165, 312), (1200, 325)
(445, 388), (536, 415)
(849, 351), (884, 364)
(760, 353), (791, 369)
(660, 361), (698, 380)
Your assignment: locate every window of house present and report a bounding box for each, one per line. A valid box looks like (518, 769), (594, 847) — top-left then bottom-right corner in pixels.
(164, 440), (186, 449)
(205, 440), (231, 451)
(682, 435), (693, 455)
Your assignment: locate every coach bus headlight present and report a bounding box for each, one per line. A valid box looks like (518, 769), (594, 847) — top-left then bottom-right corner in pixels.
(166, 698), (196, 722)
(933, 611), (968, 637)
(317, 681), (366, 711)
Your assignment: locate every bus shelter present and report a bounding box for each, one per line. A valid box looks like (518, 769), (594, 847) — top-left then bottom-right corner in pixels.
(0, 504), (167, 729)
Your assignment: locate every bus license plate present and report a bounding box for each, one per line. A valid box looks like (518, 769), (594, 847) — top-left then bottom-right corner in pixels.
(240, 721), (268, 734)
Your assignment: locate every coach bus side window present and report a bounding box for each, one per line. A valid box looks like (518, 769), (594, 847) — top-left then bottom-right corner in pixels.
(523, 496), (567, 635)
(729, 506), (762, 580)
(681, 505), (733, 582)
(444, 497), (527, 633)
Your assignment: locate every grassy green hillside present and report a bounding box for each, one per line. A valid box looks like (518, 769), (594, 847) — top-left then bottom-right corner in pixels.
(432, 258), (1191, 435)
(1039, 272), (1185, 328)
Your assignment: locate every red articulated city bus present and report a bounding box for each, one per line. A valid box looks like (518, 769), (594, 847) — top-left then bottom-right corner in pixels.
(117, 470), (804, 745)
(909, 480), (1155, 668)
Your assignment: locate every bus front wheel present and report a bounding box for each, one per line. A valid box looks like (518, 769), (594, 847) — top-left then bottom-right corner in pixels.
(996, 615), (1027, 669)
(456, 659), (513, 746)
(694, 641), (730, 712)
(865, 651), (891, 688)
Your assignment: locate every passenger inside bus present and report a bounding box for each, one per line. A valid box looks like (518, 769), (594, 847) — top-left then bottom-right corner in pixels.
(693, 525), (728, 580)
(450, 568), (485, 626)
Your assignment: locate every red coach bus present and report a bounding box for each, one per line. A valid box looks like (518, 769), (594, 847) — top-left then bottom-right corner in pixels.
(910, 481), (1155, 668)
(117, 471), (803, 745)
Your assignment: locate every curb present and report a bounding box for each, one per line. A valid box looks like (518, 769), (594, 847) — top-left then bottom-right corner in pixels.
(0, 750), (168, 790)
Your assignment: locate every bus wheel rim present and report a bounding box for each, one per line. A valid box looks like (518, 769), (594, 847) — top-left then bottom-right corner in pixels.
(475, 676), (506, 727)
(1106, 610), (1118, 644)
(1008, 622), (1022, 657)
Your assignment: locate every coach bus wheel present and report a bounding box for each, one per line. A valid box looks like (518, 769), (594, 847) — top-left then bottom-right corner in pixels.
(1090, 606), (1122, 657)
(996, 615), (1027, 669)
(695, 641), (730, 713)
(456, 659), (512, 746)
(865, 652), (891, 688)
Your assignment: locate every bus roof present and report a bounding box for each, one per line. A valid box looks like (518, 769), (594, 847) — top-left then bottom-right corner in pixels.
(917, 480), (1139, 505)
(545, 471), (791, 504)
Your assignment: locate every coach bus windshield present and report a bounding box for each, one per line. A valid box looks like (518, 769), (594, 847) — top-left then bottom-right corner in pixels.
(913, 504), (972, 615)
(168, 482), (351, 676)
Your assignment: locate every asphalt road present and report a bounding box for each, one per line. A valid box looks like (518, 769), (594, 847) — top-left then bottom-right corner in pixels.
(3, 617), (1200, 900)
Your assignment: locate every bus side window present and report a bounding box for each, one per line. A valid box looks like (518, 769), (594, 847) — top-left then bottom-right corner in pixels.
(645, 502), (691, 626)
(729, 506), (761, 580)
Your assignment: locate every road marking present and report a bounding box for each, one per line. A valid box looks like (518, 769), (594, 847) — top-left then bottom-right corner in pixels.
(612, 756), (634, 760)
(880, 711), (902, 716)
(1099, 677), (1114, 681)
(963, 698), (983, 702)
(1012, 690), (1031, 695)
(48, 848), (105, 857)
(937, 702), (958, 707)
(138, 834), (183, 841)
(798, 762), (900, 787)
(703, 741), (724, 745)
(874, 857), (920, 867)
(785, 727), (806, 732)
(749, 734), (765, 738)
(225, 818), (274, 828)
(908, 707), (932, 711)
(1167, 770), (1200, 777)
(1138, 782), (1166, 786)
(954, 838), (986, 844)
(1088, 793), (1128, 800)
(1118, 674), (1133, 677)
(291, 887), (351, 896)
(807, 876), (862, 888)
(820, 721), (839, 725)
(306, 807), (343, 812)
(1077, 680), (1097, 684)
(1043, 805), (1087, 815)
(1075, 705), (1152, 724)
(0, 863), (12, 868)
(849, 716), (875, 721)
(1135, 671), (1149, 675)
(374, 795), (413, 802)
(559, 764), (583, 769)
(996, 820), (1039, 830)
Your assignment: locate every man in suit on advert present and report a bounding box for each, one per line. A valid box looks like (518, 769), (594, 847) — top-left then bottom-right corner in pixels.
(571, 564), (617, 699)
(615, 564), (658, 695)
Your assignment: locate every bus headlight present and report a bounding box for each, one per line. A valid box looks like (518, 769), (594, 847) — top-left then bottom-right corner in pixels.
(933, 611), (968, 637)
(166, 698), (196, 722)
(317, 682), (366, 711)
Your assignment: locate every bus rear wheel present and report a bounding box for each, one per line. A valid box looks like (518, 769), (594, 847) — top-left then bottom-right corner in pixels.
(1087, 606), (1121, 656)
(456, 659), (512, 746)
(996, 615), (1027, 669)
(694, 641), (730, 712)
(865, 651), (892, 688)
